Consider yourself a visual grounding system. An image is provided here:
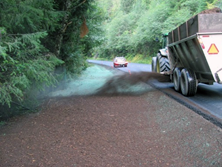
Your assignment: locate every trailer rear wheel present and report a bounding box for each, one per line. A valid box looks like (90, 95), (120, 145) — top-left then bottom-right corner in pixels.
(151, 57), (157, 72)
(173, 67), (182, 92)
(157, 53), (170, 72)
(180, 68), (197, 96)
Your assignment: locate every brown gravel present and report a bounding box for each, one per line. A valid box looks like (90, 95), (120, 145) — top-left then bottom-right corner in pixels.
(0, 65), (222, 167)
(0, 89), (222, 167)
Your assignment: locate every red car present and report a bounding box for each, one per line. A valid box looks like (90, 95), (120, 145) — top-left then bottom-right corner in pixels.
(113, 57), (128, 68)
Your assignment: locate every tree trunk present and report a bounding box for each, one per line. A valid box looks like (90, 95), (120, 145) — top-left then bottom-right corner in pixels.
(55, 1), (72, 59)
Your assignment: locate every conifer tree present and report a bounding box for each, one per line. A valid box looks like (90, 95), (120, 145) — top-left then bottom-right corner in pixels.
(0, 0), (63, 107)
(0, 0), (104, 110)
(47, 0), (102, 74)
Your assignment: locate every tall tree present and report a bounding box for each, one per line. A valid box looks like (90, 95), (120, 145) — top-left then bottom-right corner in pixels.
(46, 0), (104, 74)
(97, 0), (216, 58)
(0, 0), (104, 109)
(0, 0), (64, 107)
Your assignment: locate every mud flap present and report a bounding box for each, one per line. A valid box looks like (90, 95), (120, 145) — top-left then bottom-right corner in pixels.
(215, 68), (222, 84)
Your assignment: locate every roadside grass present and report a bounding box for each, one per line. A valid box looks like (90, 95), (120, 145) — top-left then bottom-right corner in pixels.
(126, 54), (152, 64)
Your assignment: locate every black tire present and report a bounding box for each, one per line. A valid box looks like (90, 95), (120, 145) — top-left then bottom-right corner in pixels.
(173, 67), (183, 92)
(151, 57), (157, 72)
(180, 68), (197, 96)
(113, 64), (116, 68)
(157, 53), (170, 72)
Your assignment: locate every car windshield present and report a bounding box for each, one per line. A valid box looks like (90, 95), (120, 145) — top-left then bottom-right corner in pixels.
(116, 57), (126, 61)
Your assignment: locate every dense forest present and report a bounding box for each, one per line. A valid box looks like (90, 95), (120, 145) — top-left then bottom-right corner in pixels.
(0, 0), (221, 118)
(0, 0), (104, 111)
(96, 0), (222, 59)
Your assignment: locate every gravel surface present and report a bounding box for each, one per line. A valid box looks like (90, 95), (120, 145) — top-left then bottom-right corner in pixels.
(0, 65), (222, 167)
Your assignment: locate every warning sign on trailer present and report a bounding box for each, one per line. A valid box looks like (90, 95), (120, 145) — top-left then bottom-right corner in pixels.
(208, 44), (219, 54)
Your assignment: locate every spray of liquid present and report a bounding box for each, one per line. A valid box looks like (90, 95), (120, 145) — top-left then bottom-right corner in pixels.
(95, 71), (170, 96)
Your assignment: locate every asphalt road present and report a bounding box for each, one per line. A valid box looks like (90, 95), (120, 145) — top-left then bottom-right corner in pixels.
(88, 60), (151, 73)
(88, 60), (222, 123)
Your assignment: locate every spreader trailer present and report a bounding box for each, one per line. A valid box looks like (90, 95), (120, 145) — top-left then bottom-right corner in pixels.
(152, 11), (222, 96)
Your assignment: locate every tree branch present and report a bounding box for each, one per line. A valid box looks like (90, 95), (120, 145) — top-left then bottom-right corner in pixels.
(75, 0), (86, 9)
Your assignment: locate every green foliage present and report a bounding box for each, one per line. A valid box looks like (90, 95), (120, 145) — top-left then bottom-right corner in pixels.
(0, 121), (6, 126)
(97, 0), (218, 59)
(120, 0), (134, 13)
(45, 0), (104, 75)
(126, 54), (152, 64)
(0, 0), (65, 107)
(208, 0), (222, 8)
(217, 1), (222, 8)
(0, 0), (104, 111)
(0, 30), (64, 107)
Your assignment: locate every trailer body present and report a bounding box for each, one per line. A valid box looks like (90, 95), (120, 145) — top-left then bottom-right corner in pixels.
(152, 12), (222, 96)
(168, 13), (222, 84)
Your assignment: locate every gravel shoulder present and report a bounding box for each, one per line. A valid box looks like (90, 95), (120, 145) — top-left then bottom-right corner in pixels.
(0, 65), (222, 167)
